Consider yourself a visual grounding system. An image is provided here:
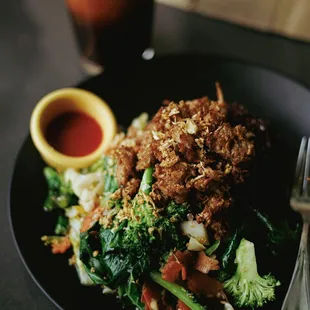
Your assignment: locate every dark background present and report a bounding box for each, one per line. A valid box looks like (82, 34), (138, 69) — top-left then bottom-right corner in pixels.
(1, 1), (310, 309)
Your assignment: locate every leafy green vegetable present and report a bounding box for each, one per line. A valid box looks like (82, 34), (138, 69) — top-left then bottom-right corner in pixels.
(80, 168), (155, 288)
(43, 167), (77, 211)
(224, 238), (280, 308)
(54, 215), (69, 235)
(118, 273), (144, 310)
(81, 155), (118, 204)
(150, 271), (206, 310)
(251, 208), (300, 255)
(80, 223), (150, 287)
(80, 221), (133, 287)
(205, 240), (220, 256)
(217, 229), (241, 282)
(100, 157), (118, 204)
(222, 229), (240, 269)
(80, 166), (188, 297)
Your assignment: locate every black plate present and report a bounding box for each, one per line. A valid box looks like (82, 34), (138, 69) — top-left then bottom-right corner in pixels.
(9, 55), (310, 310)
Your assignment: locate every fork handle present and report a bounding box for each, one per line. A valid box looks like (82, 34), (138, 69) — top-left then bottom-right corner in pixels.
(281, 223), (310, 310)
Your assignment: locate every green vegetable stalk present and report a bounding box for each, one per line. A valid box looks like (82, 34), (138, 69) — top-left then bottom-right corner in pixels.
(150, 271), (206, 310)
(140, 166), (153, 195)
(205, 240), (220, 256)
(223, 238), (280, 308)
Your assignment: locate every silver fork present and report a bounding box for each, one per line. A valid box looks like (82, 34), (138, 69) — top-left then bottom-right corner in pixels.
(282, 137), (310, 310)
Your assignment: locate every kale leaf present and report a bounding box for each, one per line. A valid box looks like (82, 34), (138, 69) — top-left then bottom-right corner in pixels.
(43, 167), (77, 211)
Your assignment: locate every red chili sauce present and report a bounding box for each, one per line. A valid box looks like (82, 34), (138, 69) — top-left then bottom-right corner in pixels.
(45, 111), (103, 157)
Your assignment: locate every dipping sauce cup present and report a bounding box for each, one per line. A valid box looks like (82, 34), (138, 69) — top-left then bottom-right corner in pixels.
(30, 88), (117, 171)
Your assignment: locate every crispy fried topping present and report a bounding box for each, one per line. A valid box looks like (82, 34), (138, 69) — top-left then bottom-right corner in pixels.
(109, 85), (261, 236)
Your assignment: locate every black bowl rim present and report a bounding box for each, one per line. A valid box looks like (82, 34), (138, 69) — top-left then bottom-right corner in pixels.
(8, 134), (62, 310)
(7, 53), (310, 310)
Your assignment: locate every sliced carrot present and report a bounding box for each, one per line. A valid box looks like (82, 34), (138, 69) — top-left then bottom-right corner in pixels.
(51, 236), (71, 254)
(81, 207), (103, 232)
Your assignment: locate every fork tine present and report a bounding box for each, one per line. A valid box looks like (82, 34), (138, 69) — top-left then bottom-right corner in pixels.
(302, 137), (310, 197)
(293, 137), (307, 197)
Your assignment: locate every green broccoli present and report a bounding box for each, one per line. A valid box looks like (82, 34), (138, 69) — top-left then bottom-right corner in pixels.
(80, 167), (188, 290)
(166, 200), (189, 222)
(150, 271), (206, 310)
(123, 167), (187, 251)
(43, 167), (77, 211)
(223, 238), (280, 308)
(122, 167), (158, 246)
(251, 208), (300, 255)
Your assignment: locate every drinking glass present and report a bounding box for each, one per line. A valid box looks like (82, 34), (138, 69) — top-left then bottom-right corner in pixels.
(66, 0), (154, 74)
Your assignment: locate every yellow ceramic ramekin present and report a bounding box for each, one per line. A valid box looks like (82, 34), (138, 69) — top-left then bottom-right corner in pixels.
(30, 88), (117, 171)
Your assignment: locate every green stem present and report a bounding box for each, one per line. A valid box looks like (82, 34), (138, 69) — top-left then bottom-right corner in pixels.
(252, 208), (273, 232)
(150, 271), (206, 310)
(205, 240), (220, 256)
(140, 167), (154, 195)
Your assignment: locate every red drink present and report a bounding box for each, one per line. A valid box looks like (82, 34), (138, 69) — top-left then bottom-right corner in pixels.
(66, 0), (154, 73)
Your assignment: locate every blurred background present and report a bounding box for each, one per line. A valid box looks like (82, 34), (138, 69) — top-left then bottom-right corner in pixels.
(158, 0), (310, 42)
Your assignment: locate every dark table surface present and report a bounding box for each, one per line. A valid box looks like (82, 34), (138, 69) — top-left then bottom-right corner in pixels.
(1, 1), (310, 309)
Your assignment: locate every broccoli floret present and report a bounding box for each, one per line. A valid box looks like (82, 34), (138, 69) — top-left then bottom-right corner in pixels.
(166, 201), (189, 222)
(251, 208), (300, 255)
(123, 167), (187, 251)
(223, 238), (280, 308)
(123, 167), (157, 246)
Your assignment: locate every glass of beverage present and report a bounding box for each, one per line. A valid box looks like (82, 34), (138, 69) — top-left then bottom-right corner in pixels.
(66, 0), (154, 75)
